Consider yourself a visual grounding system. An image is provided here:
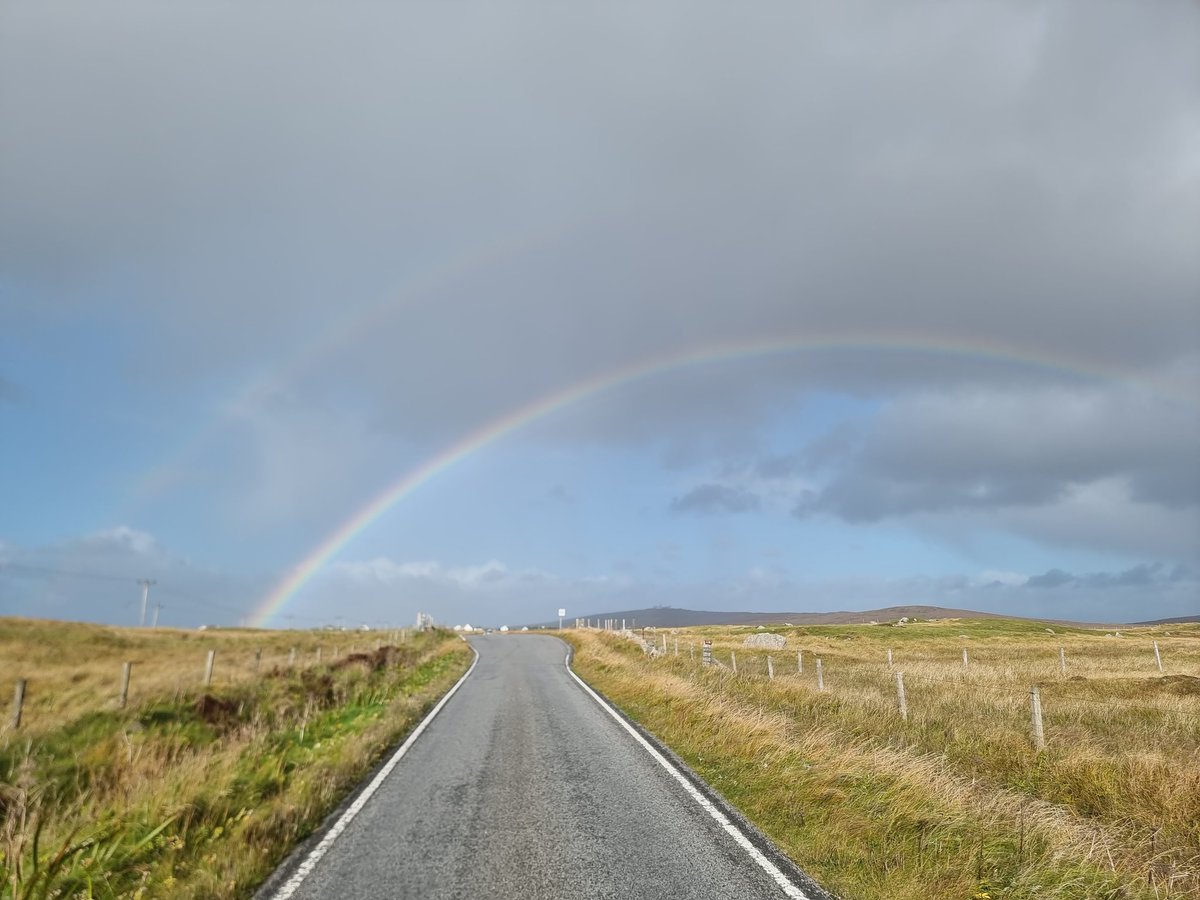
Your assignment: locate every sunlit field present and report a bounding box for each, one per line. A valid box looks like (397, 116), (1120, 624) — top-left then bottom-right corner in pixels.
(0, 619), (471, 898)
(568, 618), (1200, 900)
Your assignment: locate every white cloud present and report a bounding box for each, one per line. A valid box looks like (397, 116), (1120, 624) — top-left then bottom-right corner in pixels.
(82, 526), (159, 555)
(331, 557), (552, 590)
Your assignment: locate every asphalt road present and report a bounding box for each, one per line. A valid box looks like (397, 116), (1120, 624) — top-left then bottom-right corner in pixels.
(262, 634), (824, 900)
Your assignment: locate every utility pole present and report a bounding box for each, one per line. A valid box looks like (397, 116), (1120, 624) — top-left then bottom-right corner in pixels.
(138, 579), (157, 627)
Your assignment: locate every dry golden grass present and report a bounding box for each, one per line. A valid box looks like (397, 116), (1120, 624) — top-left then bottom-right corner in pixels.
(568, 618), (1200, 900)
(0, 618), (472, 898)
(0, 618), (407, 738)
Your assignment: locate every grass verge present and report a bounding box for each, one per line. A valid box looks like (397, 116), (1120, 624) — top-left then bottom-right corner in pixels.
(567, 620), (1199, 900)
(0, 620), (471, 898)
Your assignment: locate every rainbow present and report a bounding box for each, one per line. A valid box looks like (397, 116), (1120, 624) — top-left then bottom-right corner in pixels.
(134, 208), (621, 503)
(248, 333), (1191, 626)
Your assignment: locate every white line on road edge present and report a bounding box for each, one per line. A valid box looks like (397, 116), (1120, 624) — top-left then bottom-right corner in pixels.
(268, 644), (479, 900)
(564, 651), (814, 900)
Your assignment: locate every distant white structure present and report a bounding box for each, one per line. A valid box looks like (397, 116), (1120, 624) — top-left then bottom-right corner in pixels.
(415, 611), (435, 631)
(499, 625), (509, 632)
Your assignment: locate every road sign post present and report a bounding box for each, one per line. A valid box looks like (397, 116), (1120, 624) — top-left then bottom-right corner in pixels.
(558, 608), (566, 631)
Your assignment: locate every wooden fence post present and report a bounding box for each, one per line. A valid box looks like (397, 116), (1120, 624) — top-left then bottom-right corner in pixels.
(288, 647), (296, 667)
(816, 658), (824, 691)
(316, 646), (323, 663)
(11, 679), (26, 729)
(702, 640), (712, 667)
(1058, 647), (1066, 677)
(1030, 685), (1045, 750)
(204, 650), (216, 686)
(1154, 641), (1163, 672)
(797, 650), (803, 674)
(962, 648), (969, 669)
(254, 648), (262, 670)
(767, 656), (775, 680)
(731, 651), (738, 675)
(119, 662), (132, 708)
(895, 671), (907, 721)
(674, 638), (679, 657)
(887, 648), (893, 669)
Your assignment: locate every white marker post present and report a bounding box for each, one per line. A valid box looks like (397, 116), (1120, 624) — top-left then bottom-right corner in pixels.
(558, 608), (566, 631)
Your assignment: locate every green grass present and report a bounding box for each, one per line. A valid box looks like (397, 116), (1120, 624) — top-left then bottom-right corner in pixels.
(0, 625), (471, 898)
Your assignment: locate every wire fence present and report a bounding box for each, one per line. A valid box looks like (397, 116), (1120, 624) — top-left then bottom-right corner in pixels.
(608, 627), (1199, 749)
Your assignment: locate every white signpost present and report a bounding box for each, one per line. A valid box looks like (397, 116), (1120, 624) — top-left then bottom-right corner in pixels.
(558, 608), (566, 631)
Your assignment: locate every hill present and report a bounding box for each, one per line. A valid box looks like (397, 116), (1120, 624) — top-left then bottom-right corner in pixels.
(543, 604), (1068, 629)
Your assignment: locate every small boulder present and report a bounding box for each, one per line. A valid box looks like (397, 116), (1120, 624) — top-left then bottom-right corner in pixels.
(743, 632), (786, 650)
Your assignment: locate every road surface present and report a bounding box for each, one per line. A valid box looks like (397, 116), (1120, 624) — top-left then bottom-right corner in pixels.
(261, 634), (827, 899)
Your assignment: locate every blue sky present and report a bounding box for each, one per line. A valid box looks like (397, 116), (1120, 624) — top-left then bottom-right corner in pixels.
(2, 0), (1197, 628)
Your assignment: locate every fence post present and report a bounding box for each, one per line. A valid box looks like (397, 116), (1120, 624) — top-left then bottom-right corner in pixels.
(1153, 641), (1163, 673)
(767, 656), (774, 680)
(690, 642), (695, 660)
(289, 647), (296, 667)
(204, 650), (216, 686)
(731, 651), (738, 675)
(895, 671), (907, 721)
(661, 634), (667, 653)
(797, 650), (803, 674)
(11, 679), (26, 729)
(316, 646), (323, 663)
(962, 648), (969, 669)
(254, 648), (262, 670)
(702, 640), (712, 667)
(816, 658), (824, 691)
(1030, 685), (1045, 750)
(1058, 647), (1066, 677)
(119, 662), (132, 708)
(887, 648), (893, 669)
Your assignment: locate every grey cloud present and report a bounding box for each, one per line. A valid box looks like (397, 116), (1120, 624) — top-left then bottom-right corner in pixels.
(793, 385), (1199, 524)
(1024, 568), (1075, 589)
(2, 0), (1197, 446)
(1023, 562), (1196, 591)
(670, 483), (761, 515)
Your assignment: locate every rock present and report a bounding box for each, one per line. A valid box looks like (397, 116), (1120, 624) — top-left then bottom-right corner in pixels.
(743, 633), (786, 649)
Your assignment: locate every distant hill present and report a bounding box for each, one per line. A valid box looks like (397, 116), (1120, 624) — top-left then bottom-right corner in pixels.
(532, 604), (1198, 629)
(1132, 614), (1200, 625)
(537, 605), (1017, 629)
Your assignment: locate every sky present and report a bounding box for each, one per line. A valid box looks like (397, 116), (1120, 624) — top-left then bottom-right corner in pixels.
(1, 0), (1197, 629)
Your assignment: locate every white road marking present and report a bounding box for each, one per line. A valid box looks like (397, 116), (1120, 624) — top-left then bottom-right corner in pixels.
(564, 650), (814, 900)
(268, 645), (479, 900)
